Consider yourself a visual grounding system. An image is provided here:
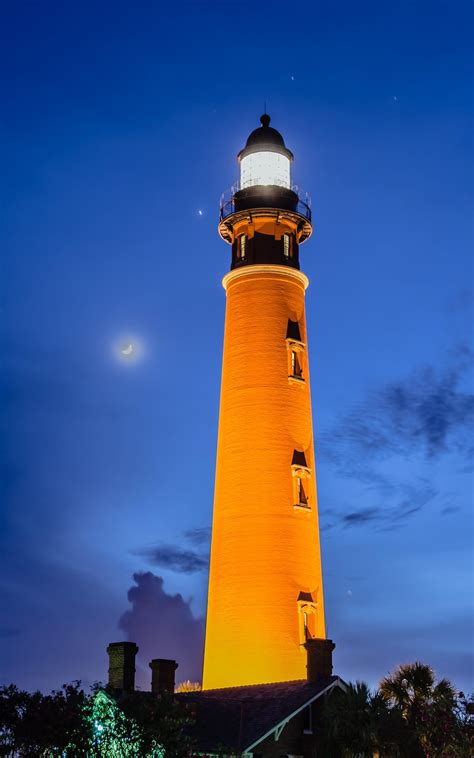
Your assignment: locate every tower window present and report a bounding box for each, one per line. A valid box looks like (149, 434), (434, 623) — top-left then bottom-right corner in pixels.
(283, 233), (291, 258)
(297, 476), (308, 506)
(291, 451), (311, 511)
(238, 234), (246, 260)
(286, 320), (302, 341)
(289, 346), (304, 381)
(291, 349), (303, 378)
(297, 594), (318, 645)
(302, 609), (315, 639)
(286, 321), (305, 385)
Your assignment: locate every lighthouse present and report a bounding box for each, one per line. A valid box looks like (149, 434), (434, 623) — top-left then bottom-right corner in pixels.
(202, 115), (331, 690)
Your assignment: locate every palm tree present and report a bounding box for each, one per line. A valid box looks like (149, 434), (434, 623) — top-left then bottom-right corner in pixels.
(321, 681), (381, 757)
(380, 662), (457, 756)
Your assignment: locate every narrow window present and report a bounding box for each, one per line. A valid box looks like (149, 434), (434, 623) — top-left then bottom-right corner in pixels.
(303, 705), (313, 734)
(286, 319), (301, 341)
(292, 452), (311, 511)
(283, 233), (291, 258)
(286, 320), (306, 385)
(301, 606), (316, 640)
(239, 234), (246, 260)
(297, 476), (308, 506)
(298, 593), (317, 644)
(291, 350), (302, 378)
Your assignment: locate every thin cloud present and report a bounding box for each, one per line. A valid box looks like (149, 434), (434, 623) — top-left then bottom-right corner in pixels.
(317, 346), (474, 468)
(134, 527), (211, 574)
(343, 508), (380, 526)
(135, 544), (208, 573)
(183, 526), (211, 547)
(441, 505), (461, 516)
(328, 483), (437, 531)
(315, 348), (472, 530)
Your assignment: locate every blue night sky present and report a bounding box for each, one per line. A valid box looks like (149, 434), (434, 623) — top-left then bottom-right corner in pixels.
(1, 1), (473, 693)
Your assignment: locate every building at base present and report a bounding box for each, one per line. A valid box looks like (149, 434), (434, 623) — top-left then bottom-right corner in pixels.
(103, 641), (345, 757)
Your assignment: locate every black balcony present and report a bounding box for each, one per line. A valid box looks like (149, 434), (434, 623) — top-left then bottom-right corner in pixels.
(220, 183), (312, 223)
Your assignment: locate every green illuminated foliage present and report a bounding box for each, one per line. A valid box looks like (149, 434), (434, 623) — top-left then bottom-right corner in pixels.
(83, 689), (144, 756)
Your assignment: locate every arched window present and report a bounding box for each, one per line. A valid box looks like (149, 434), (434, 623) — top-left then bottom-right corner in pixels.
(291, 349), (303, 378)
(286, 320), (305, 385)
(303, 609), (316, 639)
(297, 476), (308, 506)
(297, 593), (318, 644)
(291, 450), (311, 511)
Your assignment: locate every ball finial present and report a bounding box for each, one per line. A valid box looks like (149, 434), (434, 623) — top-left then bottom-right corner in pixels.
(260, 113), (271, 127)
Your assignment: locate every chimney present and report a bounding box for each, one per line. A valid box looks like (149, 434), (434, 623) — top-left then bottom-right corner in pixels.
(106, 641), (139, 692)
(305, 638), (335, 682)
(149, 658), (178, 693)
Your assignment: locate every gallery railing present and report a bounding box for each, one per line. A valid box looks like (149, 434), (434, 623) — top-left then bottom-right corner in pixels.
(220, 183), (312, 223)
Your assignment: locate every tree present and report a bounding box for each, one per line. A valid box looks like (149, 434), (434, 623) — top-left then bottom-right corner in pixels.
(110, 688), (194, 757)
(320, 681), (382, 757)
(380, 662), (473, 757)
(0, 681), (88, 757)
(319, 665), (473, 757)
(83, 688), (144, 757)
(0, 684), (31, 757)
(0, 682), (194, 757)
(368, 690), (411, 757)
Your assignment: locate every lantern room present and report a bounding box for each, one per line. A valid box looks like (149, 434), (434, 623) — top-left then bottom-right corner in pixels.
(238, 114), (293, 189)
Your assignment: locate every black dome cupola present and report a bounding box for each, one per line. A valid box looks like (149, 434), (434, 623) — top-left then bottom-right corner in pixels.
(238, 114), (294, 161)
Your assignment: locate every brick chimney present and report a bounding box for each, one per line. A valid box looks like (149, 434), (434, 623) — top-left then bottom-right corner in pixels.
(106, 641), (139, 692)
(149, 658), (178, 693)
(305, 638), (335, 682)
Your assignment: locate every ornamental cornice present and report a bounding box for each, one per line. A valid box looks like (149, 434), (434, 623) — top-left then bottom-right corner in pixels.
(222, 264), (310, 291)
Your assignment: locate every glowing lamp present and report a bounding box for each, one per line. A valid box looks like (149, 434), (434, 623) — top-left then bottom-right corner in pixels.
(237, 114), (293, 189)
(240, 150), (290, 189)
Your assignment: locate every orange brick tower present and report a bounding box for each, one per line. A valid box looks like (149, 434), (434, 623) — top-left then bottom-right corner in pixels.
(202, 116), (329, 689)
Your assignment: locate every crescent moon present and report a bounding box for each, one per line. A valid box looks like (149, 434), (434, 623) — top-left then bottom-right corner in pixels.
(121, 343), (134, 356)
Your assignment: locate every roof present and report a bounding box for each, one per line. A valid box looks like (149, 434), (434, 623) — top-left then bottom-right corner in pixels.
(177, 676), (342, 753)
(238, 114), (294, 161)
